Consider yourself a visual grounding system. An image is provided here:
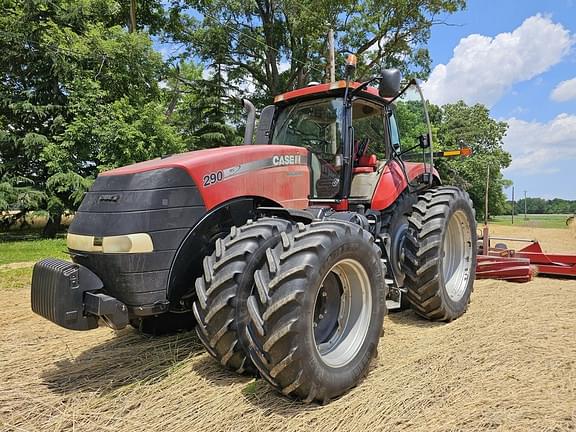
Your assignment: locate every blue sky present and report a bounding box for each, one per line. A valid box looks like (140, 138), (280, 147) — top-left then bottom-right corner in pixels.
(424, 0), (576, 200)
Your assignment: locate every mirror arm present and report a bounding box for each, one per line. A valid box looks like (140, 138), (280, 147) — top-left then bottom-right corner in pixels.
(349, 77), (379, 99)
(397, 142), (422, 158)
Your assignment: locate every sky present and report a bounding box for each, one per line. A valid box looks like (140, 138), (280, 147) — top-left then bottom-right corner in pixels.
(423, 0), (576, 200)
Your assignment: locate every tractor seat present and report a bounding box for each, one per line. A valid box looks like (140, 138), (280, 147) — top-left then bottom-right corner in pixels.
(353, 154), (378, 174)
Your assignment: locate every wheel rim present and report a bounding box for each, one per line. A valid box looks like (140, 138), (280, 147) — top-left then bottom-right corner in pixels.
(391, 221), (409, 285)
(442, 210), (473, 302)
(313, 258), (372, 368)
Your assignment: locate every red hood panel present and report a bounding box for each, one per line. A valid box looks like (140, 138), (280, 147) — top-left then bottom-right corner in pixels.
(101, 145), (310, 210)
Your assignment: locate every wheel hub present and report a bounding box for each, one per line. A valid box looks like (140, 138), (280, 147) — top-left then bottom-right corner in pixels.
(443, 210), (473, 302)
(312, 259), (372, 368)
(313, 272), (342, 344)
(391, 222), (409, 286)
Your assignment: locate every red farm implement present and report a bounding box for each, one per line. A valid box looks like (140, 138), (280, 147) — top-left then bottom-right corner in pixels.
(476, 226), (576, 282)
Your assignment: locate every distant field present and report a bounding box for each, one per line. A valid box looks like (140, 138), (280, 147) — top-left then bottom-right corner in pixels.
(491, 213), (571, 229)
(0, 238), (68, 266)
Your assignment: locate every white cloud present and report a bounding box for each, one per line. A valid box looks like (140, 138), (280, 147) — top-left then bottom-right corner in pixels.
(423, 15), (573, 107)
(503, 113), (576, 173)
(550, 77), (576, 102)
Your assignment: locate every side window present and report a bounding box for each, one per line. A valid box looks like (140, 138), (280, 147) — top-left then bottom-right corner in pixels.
(393, 85), (431, 163)
(352, 101), (387, 160)
(389, 111), (400, 153)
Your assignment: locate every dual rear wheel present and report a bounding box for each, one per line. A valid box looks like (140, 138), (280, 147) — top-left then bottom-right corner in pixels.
(192, 186), (477, 403)
(193, 218), (386, 403)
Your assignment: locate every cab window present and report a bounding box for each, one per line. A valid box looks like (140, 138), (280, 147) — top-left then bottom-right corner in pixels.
(352, 100), (387, 160)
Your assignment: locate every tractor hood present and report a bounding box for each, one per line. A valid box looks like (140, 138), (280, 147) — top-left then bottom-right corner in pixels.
(66, 144), (310, 313)
(101, 145), (310, 210)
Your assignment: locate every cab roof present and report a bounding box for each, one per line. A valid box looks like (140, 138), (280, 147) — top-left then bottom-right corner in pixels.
(274, 80), (391, 105)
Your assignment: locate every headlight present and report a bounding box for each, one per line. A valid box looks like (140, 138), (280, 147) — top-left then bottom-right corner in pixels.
(67, 233), (154, 253)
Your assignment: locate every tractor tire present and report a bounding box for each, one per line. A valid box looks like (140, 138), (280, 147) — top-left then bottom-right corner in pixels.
(402, 187), (477, 321)
(193, 218), (293, 374)
(245, 221), (386, 403)
(380, 192), (418, 308)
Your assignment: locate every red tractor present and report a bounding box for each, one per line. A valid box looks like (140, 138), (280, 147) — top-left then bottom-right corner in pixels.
(31, 58), (477, 403)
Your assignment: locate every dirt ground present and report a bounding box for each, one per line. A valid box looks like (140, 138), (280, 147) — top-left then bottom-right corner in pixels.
(1, 225), (575, 432)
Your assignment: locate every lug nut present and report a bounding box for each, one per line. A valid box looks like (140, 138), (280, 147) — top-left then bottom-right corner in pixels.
(319, 314), (324, 320)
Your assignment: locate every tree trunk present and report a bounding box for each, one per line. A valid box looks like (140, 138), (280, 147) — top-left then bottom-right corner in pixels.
(129, 0), (137, 33)
(42, 213), (62, 239)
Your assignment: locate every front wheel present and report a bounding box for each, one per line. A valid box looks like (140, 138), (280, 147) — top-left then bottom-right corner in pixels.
(402, 187), (477, 321)
(245, 221), (386, 403)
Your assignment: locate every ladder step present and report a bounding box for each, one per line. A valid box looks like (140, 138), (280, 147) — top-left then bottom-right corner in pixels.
(386, 299), (401, 310)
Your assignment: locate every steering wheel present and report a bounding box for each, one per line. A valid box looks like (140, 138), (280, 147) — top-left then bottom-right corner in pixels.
(356, 137), (370, 159)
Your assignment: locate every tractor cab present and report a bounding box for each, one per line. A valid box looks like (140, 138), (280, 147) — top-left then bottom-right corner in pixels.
(257, 65), (436, 211)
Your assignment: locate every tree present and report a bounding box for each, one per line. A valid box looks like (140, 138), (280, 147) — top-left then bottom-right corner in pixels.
(174, 0), (465, 101)
(434, 101), (511, 220)
(169, 62), (244, 150)
(0, 0), (184, 236)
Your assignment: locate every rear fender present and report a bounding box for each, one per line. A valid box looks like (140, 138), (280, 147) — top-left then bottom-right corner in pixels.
(371, 161), (440, 211)
(167, 196), (281, 303)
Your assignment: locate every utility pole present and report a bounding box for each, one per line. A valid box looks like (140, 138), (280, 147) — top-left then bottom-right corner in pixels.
(524, 190), (528, 221)
(511, 186), (515, 225)
(327, 29), (335, 83)
(129, 0), (137, 33)
(327, 28), (337, 154)
(484, 165), (490, 226)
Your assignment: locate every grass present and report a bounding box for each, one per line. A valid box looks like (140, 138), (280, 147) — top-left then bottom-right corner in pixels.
(490, 214), (571, 229)
(0, 237), (68, 266)
(0, 267), (33, 290)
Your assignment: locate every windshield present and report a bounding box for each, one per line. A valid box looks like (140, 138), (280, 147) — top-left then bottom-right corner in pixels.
(393, 84), (433, 164)
(272, 98), (344, 199)
(272, 98), (343, 155)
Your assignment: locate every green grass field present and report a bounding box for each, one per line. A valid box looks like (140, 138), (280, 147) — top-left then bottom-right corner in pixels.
(491, 214), (571, 229)
(0, 238), (68, 266)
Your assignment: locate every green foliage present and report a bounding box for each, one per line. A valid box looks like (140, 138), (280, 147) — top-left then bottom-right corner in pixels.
(178, 0), (465, 100)
(433, 102), (511, 220)
(170, 63), (243, 149)
(0, 0), (185, 235)
(392, 98), (511, 220)
(92, 98), (186, 170)
(510, 198), (576, 215)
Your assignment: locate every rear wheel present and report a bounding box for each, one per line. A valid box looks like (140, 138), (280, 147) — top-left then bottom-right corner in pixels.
(245, 221), (386, 403)
(402, 187), (477, 321)
(381, 192), (418, 289)
(193, 218), (293, 373)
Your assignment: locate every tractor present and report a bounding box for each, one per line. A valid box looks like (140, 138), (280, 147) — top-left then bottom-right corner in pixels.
(31, 55), (477, 403)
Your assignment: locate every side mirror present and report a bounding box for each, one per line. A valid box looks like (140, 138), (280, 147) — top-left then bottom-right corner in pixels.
(419, 134), (431, 149)
(379, 69), (401, 98)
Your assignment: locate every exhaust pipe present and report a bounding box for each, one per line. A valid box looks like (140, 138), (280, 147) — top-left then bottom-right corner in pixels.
(242, 99), (256, 145)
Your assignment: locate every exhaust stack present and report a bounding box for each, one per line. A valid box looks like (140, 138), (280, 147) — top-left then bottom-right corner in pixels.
(242, 99), (256, 145)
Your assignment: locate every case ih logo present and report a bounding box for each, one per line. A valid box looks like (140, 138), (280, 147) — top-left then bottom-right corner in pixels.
(272, 154), (302, 166)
